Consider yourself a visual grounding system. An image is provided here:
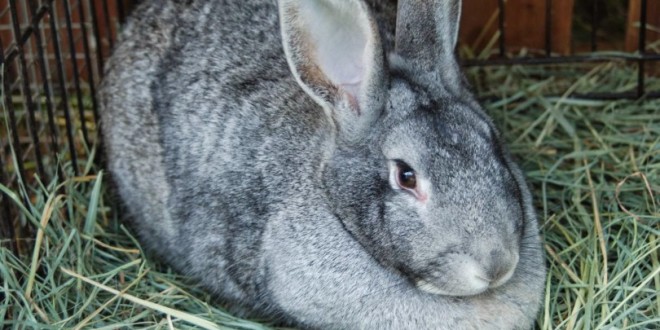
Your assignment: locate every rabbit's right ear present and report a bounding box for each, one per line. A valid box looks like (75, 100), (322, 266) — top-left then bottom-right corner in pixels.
(395, 0), (463, 86)
(279, 0), (386, 144)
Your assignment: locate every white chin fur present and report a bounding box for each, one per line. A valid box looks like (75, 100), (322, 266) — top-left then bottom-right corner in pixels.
(416, 280), (450, 295)
(491, 263), (516, 288)
(416, 278), (489, 297)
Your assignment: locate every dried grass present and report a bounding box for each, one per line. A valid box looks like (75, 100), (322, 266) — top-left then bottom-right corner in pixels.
(1, 59), (659, 329)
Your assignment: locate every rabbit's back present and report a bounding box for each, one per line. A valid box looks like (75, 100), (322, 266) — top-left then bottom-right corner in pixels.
(102, 0), (352, 308)
(101, 0), (183, 261)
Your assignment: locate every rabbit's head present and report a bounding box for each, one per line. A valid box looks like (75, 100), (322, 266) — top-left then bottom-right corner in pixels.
(280, 0), (536, 296)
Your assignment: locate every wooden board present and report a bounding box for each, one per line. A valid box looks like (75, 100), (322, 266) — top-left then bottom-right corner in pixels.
(459, 0), (575, 56)
(625, 0), (660, 52)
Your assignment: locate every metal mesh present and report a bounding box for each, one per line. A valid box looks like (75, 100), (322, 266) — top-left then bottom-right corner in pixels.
(460, 0), (660, 99)
(0, 0), (132, 251)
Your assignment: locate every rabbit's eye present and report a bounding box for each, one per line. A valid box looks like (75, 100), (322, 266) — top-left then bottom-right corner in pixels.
(396, 163), (417, 190)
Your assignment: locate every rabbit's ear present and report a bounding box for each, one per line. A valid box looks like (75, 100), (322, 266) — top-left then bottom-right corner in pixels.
(395, 0), (462, 82)
(279, 0), (386, 143)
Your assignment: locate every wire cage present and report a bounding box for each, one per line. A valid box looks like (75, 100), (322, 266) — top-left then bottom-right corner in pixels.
(0, 0), (659, 251)
(0, 0), (133, 251)
(458, 0), (660, 99)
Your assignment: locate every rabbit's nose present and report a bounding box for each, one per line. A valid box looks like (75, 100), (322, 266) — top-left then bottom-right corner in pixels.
(484, 249), (518, 288)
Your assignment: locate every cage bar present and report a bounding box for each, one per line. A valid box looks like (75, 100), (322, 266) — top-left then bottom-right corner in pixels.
(545, 0), (553, 56)
(590, 0), (598, 51)
(88, 0), (105, 81)
(9, 0), (46, 179)
(101, 0), (114, 50)
(46, 3), (79, 175)
(0, 40), (18, 253)
(1, 49), (29, 207)
(60, 0), (91, 151)
(26, 1), (63, 181)
(462, 53), (660, 66)
(497, 0), (506, 57)
(117, 0), (126, 25)
(74, 0), (100, 125)
(637, 0), (647, 98)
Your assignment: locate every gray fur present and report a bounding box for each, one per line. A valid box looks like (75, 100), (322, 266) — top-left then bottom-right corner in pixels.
(100, 0), (546, 328)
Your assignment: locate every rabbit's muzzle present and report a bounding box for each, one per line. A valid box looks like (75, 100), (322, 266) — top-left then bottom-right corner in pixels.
(414, 247), (520, 297)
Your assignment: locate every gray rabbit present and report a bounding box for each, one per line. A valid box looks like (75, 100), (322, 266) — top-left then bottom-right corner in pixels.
(100, 0), (546, 328)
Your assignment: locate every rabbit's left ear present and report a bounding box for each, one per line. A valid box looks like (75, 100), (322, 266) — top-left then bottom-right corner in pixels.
(395, 0), (462, 84)
(279, 0), (386, 144)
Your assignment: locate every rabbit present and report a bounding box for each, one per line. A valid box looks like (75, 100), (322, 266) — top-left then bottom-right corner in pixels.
(100, 0), (546, 328)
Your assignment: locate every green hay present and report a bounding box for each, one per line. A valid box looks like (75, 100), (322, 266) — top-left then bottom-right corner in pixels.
(1, 60), (659, 329)
(466, 61), (660, 330)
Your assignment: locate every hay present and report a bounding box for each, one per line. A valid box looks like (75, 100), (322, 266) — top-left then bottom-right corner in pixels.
(467, 60), (660, 329)
(1, 60), (659, 329)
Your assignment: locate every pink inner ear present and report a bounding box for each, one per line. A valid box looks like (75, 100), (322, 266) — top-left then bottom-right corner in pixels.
(341, 85), (361, 115)
(301, 1), (368, 105)
(341, 82), (361, 100)
(341, 81), (362, 114)
(315, 40), (366, 105)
